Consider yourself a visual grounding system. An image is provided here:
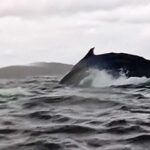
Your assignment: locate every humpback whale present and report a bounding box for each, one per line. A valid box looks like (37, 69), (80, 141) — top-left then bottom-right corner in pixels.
(60, 48), (150, 86)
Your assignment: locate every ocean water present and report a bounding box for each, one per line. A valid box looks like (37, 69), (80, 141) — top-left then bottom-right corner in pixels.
(1, 72), (150, 150)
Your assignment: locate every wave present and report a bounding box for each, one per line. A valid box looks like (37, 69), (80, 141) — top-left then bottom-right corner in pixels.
(0, 87), (31, 97)
(79, 69), (150, 88)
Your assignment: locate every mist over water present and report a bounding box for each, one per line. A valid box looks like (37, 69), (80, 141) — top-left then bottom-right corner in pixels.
(0, 75), (150, 150)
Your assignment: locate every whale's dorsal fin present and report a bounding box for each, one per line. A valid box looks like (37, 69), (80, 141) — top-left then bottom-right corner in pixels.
(84, 47), (95, 59)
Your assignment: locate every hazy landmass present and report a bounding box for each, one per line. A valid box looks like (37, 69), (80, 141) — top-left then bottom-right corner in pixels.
(0, 62), (73, 78)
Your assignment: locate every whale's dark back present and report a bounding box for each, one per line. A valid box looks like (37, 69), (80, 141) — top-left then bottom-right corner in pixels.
(60, 48), (150, 85)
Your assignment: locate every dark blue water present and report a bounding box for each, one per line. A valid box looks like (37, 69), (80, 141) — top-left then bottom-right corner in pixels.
(0, 76), (150, 150)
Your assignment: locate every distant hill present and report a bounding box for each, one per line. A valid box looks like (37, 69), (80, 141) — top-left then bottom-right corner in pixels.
(0, 62), (73, 78)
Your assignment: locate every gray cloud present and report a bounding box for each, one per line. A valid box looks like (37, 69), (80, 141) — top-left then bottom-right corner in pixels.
(0, 0), (150, 17)
(0, 0), (150, 66)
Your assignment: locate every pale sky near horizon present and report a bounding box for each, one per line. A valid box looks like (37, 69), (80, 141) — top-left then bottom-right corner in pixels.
(0, 0), (150, 67)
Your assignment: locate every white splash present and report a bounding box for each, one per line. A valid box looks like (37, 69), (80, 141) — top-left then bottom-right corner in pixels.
(79, 69), (149, 88)
(0, 87), (31, 96)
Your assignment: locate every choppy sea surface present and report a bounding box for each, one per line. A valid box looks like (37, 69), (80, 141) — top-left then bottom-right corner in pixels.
(1, 74), (150, 150)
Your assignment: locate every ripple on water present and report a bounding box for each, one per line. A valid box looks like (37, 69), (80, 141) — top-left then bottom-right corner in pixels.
(127, 134), (150, 143)
(105, 125), (144, 134)
(2, 141), (62, 150)
(1, 76), (150, 150)
(29, 125), (96, 136)
(27, 111), (52, 120)
(106, 119), (128, 127)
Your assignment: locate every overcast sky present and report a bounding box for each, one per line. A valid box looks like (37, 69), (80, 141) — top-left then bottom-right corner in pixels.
(0, 0), (150, 67)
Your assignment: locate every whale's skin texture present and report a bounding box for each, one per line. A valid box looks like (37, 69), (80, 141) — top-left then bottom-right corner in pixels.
(60, 48), (150, 86)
